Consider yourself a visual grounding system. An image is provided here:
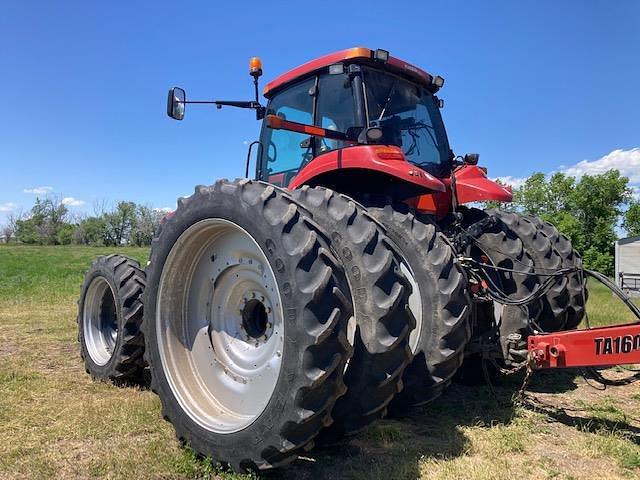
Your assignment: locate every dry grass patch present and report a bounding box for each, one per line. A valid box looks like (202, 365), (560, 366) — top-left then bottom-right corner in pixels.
(2, 245), (640, 479)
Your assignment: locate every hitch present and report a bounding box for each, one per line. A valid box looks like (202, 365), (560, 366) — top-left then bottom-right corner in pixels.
(453, 215), (497, 251)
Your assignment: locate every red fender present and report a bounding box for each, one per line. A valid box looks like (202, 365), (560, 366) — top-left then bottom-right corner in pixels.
(414, 165), (513, 217)
(454, 165), (513, 203)
(287, 145), (446, 193)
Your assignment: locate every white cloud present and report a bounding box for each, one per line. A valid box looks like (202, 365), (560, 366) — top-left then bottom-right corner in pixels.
(61, 197), (85, 207)
(494, 176), (527, 189)
(153, 207), (173, 213)
(0, 202), (17, 212)
(496, 148), (640, 196)
(561, 148), (640, 184)
(23, 186), (53, 194)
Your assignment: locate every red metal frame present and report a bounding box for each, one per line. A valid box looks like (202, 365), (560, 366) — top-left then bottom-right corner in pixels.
(528, 322), (640, 369)
(263, 47), (432, 98)
(412, 165), (514, 217)
(288, 145), (446, 193)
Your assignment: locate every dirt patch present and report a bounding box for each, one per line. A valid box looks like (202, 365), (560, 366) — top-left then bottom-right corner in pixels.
(0, 341), (19, 359)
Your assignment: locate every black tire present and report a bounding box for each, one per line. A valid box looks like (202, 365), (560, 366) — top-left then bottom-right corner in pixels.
(283, 186), (413, 439)
(362, 202), (471, 411)
(453, 207), (541, 382)
(78, 254), (146, 382)
(142, 180), (353, 472)
(525, 215), (587, 329)
(490, 211), (570, 332)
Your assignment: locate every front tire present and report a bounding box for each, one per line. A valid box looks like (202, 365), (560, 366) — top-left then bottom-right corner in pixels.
(78, 254), (146, 382)
(142, 180), (353, 471)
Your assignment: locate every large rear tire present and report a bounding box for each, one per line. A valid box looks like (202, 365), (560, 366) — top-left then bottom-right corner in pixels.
(284, 186), (413, 439)
(142, 180), (353, 472)
(78, 254), (146, 382)
(525, 215), (587, 329)
(453, 207), (541, 382)
(362, 202), (471, 410)
(489, 211), (570, 332)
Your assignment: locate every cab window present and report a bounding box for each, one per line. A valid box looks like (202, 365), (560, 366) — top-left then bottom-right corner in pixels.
(315, 72), (357, 154)
(363, 68), (451, 177)
(260, 78), (315, 186)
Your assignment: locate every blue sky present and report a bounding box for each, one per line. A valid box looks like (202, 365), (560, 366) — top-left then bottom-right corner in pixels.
(1, 1), (639, 222)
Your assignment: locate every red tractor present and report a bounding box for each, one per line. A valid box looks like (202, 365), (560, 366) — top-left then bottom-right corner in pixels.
(76, 47), (639, 472)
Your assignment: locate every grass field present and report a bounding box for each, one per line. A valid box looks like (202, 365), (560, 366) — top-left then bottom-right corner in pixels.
(1, 245), (640, 479)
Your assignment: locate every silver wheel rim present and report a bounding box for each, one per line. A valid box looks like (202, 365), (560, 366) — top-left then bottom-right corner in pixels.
(83, 277), (118, 366)
(157, 218), (284, 434)
(400, 260), (423, 354)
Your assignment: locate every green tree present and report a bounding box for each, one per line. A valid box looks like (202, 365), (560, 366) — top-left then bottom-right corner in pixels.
(73, 216), (107, 245)
(514, 172), (547, 216)
(56, 223), (75, 245)
(15, 197), (69, 245)
(513, 169), (630, 276)
(514, 172), (575, 221)
(623, 202), (640, 237)
(130, 205), (163, 247)
(103, 201), (137, 246)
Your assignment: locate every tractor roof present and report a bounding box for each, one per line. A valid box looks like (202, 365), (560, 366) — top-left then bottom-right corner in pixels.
(263, 47), (433, 99)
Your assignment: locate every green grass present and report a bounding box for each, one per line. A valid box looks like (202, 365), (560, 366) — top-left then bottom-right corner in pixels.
(0, 245), (149, 304)
(1, 244), (640, 480)
(580, 428), (640, 470)
(583, 278), (639, 327)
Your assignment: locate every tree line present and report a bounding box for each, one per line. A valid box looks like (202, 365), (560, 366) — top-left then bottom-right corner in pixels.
(488, 169), (640, 276)
(2, 170), (640, 275)
(1, 197), (166, 247)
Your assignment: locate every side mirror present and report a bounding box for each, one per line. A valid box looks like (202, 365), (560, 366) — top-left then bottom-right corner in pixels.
(464, 153), (479, 165)
(167, 87), (186, 120)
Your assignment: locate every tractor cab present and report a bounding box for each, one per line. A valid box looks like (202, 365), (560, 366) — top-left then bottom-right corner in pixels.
(167, 47), (513, 212)
(257, 48), (452, 188)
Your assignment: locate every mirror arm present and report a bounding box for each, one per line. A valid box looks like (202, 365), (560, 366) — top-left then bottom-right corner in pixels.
(213, 100), (258, 108)
(179, 99), (265, 119)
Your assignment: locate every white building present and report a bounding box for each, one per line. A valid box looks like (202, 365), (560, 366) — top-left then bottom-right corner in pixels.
(615, 236), (640, 297)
